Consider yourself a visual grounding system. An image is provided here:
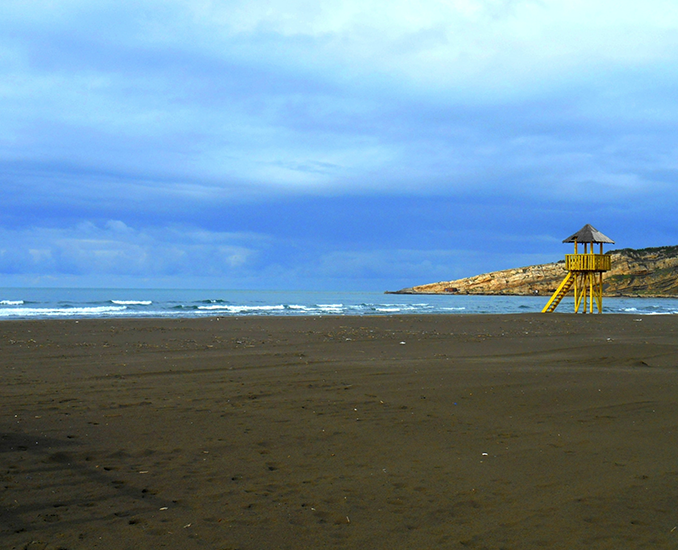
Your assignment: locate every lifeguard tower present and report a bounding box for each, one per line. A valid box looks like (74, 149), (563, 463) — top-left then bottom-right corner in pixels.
(542, 224), (614, 313)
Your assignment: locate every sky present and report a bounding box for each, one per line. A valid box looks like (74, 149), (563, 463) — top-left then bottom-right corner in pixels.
(2, 0), (678, 290)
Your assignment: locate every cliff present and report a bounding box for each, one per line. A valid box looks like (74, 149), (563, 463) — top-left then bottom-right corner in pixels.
(390, 245), (678, 297)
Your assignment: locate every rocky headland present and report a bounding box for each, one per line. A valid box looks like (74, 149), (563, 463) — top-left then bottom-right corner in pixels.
(390, 245), (678, 297)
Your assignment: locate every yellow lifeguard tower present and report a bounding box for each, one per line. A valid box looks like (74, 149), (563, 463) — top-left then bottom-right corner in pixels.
(542, 224), (614, 313)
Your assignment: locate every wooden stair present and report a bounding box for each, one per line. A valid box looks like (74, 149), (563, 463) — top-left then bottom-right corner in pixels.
(541, 272), (574, 313)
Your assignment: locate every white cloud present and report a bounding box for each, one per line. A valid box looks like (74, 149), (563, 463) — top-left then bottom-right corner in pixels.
(0, 222), (266, 279)
(173, 0), (678, 94)
(7, 1), (678, 96)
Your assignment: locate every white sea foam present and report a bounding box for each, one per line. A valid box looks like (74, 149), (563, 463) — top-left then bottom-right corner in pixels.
(1, 300), (24, 306)
(111, 300), (152, 306)
(197, 304), (286, 312)
(0, 306), (127, 318)
(317, 305), (344, 312)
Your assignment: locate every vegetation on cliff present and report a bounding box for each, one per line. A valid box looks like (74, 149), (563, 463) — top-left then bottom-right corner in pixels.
(391, 245), (678, 297)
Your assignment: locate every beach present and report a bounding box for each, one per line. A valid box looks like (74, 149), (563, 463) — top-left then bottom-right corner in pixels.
(2, 313), (678, 549)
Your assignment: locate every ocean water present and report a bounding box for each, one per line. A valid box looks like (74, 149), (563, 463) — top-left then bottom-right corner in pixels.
(0, 288), (677, 319)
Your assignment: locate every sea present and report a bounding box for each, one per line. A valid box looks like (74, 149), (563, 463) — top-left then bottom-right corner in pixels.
(0, 288), (677, 320)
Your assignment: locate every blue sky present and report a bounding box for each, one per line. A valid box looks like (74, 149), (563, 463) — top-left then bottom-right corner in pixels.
(2, 0), (677, 290)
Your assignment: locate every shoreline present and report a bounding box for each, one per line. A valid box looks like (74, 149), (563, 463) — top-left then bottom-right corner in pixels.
(3, 314), (678, 549)
(3, 290), (678, 322)
(387, 290), (678, 298)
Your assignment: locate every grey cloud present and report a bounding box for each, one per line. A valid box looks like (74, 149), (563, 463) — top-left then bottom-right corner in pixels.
(1, 1), (678, 289)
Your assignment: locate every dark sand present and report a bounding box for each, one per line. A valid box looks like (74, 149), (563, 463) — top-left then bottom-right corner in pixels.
(2, 313), (678, 549)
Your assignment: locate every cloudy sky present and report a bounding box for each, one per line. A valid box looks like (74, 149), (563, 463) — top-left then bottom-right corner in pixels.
(2, 0), (677, 290)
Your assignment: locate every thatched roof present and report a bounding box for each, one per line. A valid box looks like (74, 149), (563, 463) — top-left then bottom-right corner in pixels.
(563, 224), (614, 244)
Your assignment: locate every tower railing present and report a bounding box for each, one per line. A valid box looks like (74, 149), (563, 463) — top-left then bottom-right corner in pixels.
(565, 254), (611, 272)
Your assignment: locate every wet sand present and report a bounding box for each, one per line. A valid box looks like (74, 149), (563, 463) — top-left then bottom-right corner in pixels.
(2, 313), (678, 549)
